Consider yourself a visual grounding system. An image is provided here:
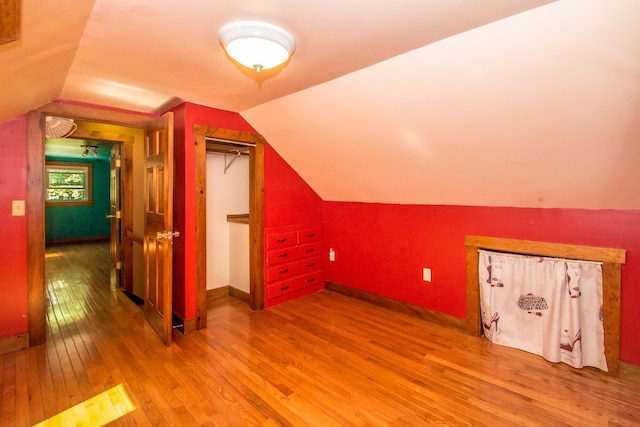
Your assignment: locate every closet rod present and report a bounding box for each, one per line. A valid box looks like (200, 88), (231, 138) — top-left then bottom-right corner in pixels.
(205, 137), (256, 147)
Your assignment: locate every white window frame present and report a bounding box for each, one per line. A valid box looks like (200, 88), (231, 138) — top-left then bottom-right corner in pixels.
(45, 161), (94, 206)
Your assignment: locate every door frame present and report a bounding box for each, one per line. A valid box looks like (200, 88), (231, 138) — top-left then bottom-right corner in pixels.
(27, 102), (151, 346)
(193, 125), (265, 320)
(109, 143), (122, 288)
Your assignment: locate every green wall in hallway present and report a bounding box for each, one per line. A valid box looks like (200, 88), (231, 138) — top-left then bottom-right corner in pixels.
(45, 155), (111, 242)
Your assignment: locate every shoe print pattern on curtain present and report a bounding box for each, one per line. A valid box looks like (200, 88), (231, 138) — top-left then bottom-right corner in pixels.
(478, 249), (607, 372)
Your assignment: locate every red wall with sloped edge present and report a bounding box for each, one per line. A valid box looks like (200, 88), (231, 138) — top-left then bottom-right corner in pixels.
(264, 142), (323, 228)
(323, 202), (640, 365)
(262, 143), (325, 309)
(0, 116), (29, 338)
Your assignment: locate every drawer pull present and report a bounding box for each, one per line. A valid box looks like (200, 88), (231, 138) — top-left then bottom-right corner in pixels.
(306, 233), (315, 238)
(280, 285), (290, 291)
(279, 253), (288, 258)
(279, 269), (289, 274)
(306, 248), (315, 253)
(306, 263), (315, 267)
(277, 238), (287, 243)
(306, 278), (315, 283)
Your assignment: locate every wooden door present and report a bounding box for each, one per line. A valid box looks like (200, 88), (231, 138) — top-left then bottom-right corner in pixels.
(109, 144), (121, 288)
(143, 112), (175, 346)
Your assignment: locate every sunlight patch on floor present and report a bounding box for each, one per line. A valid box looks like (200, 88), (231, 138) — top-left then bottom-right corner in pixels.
(33, 384), (135, 426)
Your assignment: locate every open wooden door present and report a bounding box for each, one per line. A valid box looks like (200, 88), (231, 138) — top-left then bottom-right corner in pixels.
(143, 112), (175, 346)
(108, 144), (121, 288)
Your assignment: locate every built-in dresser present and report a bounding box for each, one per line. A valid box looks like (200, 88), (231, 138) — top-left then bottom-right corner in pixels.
(264, 222), (324, 307)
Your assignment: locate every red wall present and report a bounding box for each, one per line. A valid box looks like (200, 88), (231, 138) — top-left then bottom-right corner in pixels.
(264, 142), (323, 228)
(323, 202), (640, 364)
(0, 116), (28, 338)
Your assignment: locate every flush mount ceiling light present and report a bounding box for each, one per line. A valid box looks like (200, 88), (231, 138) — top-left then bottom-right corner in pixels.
(218, 21), (295, 72)
(45, 116), (77, 139)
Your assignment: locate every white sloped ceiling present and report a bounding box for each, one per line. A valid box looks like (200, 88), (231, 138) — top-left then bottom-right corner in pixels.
(243, 0), (640, 209)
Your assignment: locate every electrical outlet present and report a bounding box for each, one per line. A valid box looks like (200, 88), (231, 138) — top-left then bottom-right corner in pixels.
(329, 248), (336, 262)
(423, 268), (431, 282)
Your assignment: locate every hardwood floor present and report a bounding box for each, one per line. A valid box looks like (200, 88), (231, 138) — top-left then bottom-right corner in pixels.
(1, 242), (640, 426)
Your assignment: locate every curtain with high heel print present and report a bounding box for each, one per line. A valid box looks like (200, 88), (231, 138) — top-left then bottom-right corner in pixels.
(478, 250), (607, 371)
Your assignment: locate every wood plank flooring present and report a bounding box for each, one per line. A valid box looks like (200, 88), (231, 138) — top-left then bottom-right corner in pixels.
(1, 242), (640, 426)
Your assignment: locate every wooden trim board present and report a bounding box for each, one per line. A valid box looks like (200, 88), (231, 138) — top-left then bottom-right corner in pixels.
(326, 281), (467, 332)
(206, 286), (250, 308)
(0, 334), (29, 355)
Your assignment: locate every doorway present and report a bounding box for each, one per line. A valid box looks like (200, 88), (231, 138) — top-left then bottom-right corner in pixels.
(193, 125), (266, 320)
(206, 141), (251, 302)
(44, 139), (114, 242)
(27, 104), (150, 346)
(43, 138), (119, 303)
(43, 124), (143, 292)
(42, 138), (145, 301)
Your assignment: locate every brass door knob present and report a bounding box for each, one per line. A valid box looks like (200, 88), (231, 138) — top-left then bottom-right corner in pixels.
(156, 231), (180, 240)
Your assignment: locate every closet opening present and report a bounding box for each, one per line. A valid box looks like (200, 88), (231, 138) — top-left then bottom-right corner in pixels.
(206, 139), (252, 304)
(193, 126), (265, 328)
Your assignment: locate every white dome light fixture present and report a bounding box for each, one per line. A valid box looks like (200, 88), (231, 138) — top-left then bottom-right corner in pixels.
(218, 21), (295, 72)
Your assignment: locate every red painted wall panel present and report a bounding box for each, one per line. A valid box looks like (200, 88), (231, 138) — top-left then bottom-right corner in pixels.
(0, 116), (28, 338)
(264, 143), (323, 228)
(323, 202), (640, 364)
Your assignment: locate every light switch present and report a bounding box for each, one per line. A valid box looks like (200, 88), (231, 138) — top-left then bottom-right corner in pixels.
(12, 200), (25, 216)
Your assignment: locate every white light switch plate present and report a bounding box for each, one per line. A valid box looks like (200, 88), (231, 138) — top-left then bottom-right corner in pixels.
(423, 268), (431, 282)
(12, 200), (25, 216)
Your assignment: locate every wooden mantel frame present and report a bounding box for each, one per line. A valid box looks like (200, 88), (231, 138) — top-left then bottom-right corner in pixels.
(465, 235), (626, 376)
